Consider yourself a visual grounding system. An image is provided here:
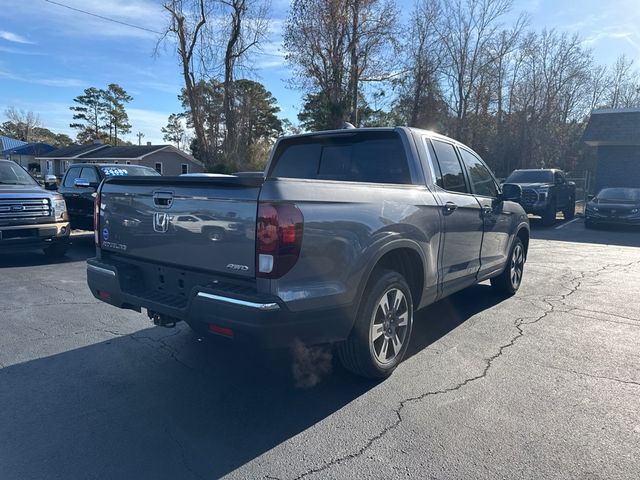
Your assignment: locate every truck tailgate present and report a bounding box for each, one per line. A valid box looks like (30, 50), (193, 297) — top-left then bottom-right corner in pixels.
(99, 176), (262, 278)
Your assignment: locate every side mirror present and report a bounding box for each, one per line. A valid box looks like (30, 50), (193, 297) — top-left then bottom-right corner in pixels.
(74, 178), (91, 188)
(501, 183), (522, 202)
(44, 175), (58, 190)
(587, 194), (595, 201)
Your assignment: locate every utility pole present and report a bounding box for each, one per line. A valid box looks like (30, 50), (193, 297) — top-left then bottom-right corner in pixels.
(136, 132), (145, 145)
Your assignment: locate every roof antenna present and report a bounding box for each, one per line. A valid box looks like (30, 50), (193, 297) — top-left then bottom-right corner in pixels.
(342, 122), (356, 129)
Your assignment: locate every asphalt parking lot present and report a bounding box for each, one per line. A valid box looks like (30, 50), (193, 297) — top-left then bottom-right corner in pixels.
(1, 218), (639, 480)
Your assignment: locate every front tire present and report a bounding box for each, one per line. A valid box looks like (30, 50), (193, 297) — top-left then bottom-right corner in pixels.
(491, 237), (525, 296)
(563, 197), (575, 220)
(542, 201), (556, 226)
(337, 269), (413, 379)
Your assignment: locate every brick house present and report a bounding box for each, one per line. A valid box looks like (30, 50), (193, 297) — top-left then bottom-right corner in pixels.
(583, 108), (640, 192)
(37, 142), (204, 177)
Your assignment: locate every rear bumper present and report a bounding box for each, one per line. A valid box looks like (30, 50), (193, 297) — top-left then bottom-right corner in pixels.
(86, 258), (355, 348)
(0, 222), (70, 251)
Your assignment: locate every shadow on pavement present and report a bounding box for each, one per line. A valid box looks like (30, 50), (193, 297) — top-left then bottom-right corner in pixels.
(529, 217), (640, 248)
(0, 284), (505, 479)
(407, 283), (506, 359)
(0, 232), (94, 268)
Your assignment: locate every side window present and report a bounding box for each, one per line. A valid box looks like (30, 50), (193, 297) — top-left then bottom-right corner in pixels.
(430, 140), (468, 193)
(63, 167), (81, 187)
(459, 149), (498, 198)
(80, 167), (99, 185)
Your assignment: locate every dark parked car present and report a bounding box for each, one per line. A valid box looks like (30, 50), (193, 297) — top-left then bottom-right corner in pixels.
(0, 159), (70, 257)
(58, 163), (159, 230)
(87, 127), (530, 378)
(505, 169), (576, 226)
(585, 187), (640, 228)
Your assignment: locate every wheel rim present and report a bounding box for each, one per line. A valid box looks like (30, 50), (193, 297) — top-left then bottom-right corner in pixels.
(370, 288), (410, 365)
(510, 244), (524, 289)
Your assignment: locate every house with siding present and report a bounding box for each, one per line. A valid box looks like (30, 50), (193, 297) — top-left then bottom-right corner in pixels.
(37, 142), (204, 177)
(583, 108), (640, 192)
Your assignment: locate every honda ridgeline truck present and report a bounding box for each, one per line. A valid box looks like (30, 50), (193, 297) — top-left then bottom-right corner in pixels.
(87, 128), (530, 378)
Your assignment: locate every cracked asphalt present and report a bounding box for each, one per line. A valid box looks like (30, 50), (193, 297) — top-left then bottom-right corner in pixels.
(1, 220), (639, 480)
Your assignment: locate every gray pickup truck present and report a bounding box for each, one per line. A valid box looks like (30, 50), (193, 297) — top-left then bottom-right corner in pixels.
(87, 128), (530, 378)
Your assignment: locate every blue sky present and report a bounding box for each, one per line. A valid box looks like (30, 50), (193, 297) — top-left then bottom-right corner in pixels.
(0, 0), (639, 144)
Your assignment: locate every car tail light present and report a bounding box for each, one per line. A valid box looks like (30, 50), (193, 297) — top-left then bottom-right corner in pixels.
(256, 202), (303, 278)
(94, 189), (101, 247)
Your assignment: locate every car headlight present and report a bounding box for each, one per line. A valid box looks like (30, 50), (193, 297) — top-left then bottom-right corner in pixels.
(52, 197), (67, 220)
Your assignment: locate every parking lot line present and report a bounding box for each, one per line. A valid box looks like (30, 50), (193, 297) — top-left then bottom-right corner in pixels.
(555, 218), (582, 230)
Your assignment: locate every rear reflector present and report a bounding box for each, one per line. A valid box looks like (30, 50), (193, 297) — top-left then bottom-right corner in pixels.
(208, 324), (234, 338)
(98, 290), (111, 301)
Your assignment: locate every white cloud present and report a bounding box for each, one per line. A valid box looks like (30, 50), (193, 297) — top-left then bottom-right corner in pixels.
(0, 0), (165, 40)
(0, 70), (86, 88)
(0, 30), (34, 44)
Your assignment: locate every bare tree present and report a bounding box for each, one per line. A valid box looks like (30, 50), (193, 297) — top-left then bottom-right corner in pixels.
(437, 0), (526, 142)
(284, 0), (397, 129)
(4, 107), (41, 142)
(219, 0), (270, 164)
(161, 0), (211, 164)
(606, 55), (640, 109)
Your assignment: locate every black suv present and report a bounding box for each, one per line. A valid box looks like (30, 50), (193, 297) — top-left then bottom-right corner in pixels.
(505, 169), (576, 226)
(0, 159), (70, 258)
(58, 163), (159, 230)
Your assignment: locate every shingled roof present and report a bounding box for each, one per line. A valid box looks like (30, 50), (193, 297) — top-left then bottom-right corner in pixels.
(583, 108), (640, 146)
(80, 145), (166, 159)
(40, 143), (110, 158)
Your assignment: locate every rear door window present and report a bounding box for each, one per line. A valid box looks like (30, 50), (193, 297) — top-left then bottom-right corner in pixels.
(430, 140), (468, 194)
(80, 167), (99, 185)
(270, 131), (411, 184)
(63, 167), (82, 187)
(459, 149), (498, 198)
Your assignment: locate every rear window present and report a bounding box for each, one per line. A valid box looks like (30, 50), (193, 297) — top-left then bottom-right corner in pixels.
(269, 132), (411, 184)
(100, 166), (159, 177)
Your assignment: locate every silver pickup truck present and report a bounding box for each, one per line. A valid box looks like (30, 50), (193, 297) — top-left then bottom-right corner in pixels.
(87, 127), (529, 378)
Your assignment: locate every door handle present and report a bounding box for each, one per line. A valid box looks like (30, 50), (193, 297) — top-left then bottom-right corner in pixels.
(443, 202), (458, 215)
(481, 205), (493, 216)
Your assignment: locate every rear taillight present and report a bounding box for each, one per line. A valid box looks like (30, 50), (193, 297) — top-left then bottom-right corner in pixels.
(256, 202), (303, 278)
(94, 190), (101, 247)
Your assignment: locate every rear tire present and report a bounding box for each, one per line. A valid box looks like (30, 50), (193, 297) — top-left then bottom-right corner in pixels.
(491, 237), (525, 296)
(542, 202), (556, 226)
(563, 197), (575, 220)
(337, 269), (413, 379)
(43, 242), (68, 259)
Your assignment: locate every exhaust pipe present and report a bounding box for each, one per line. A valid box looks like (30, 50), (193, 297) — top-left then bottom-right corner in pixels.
(147, 310), (180, 328)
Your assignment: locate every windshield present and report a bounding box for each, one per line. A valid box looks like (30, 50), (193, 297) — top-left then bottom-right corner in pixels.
(596, 188), (640, 202)
(100, 166), (160, 177)
(505, 170), (553, 183)
(0, 162), (38, 186)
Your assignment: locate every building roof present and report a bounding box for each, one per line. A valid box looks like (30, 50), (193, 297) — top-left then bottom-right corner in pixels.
(0, 135), (28, 153)
(39, 143), (111, 158)
(80, 144), (167, 159)
(35, 143), (204, 167)
(583, 108), (640, 146)
(2, 142), (56, 156)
